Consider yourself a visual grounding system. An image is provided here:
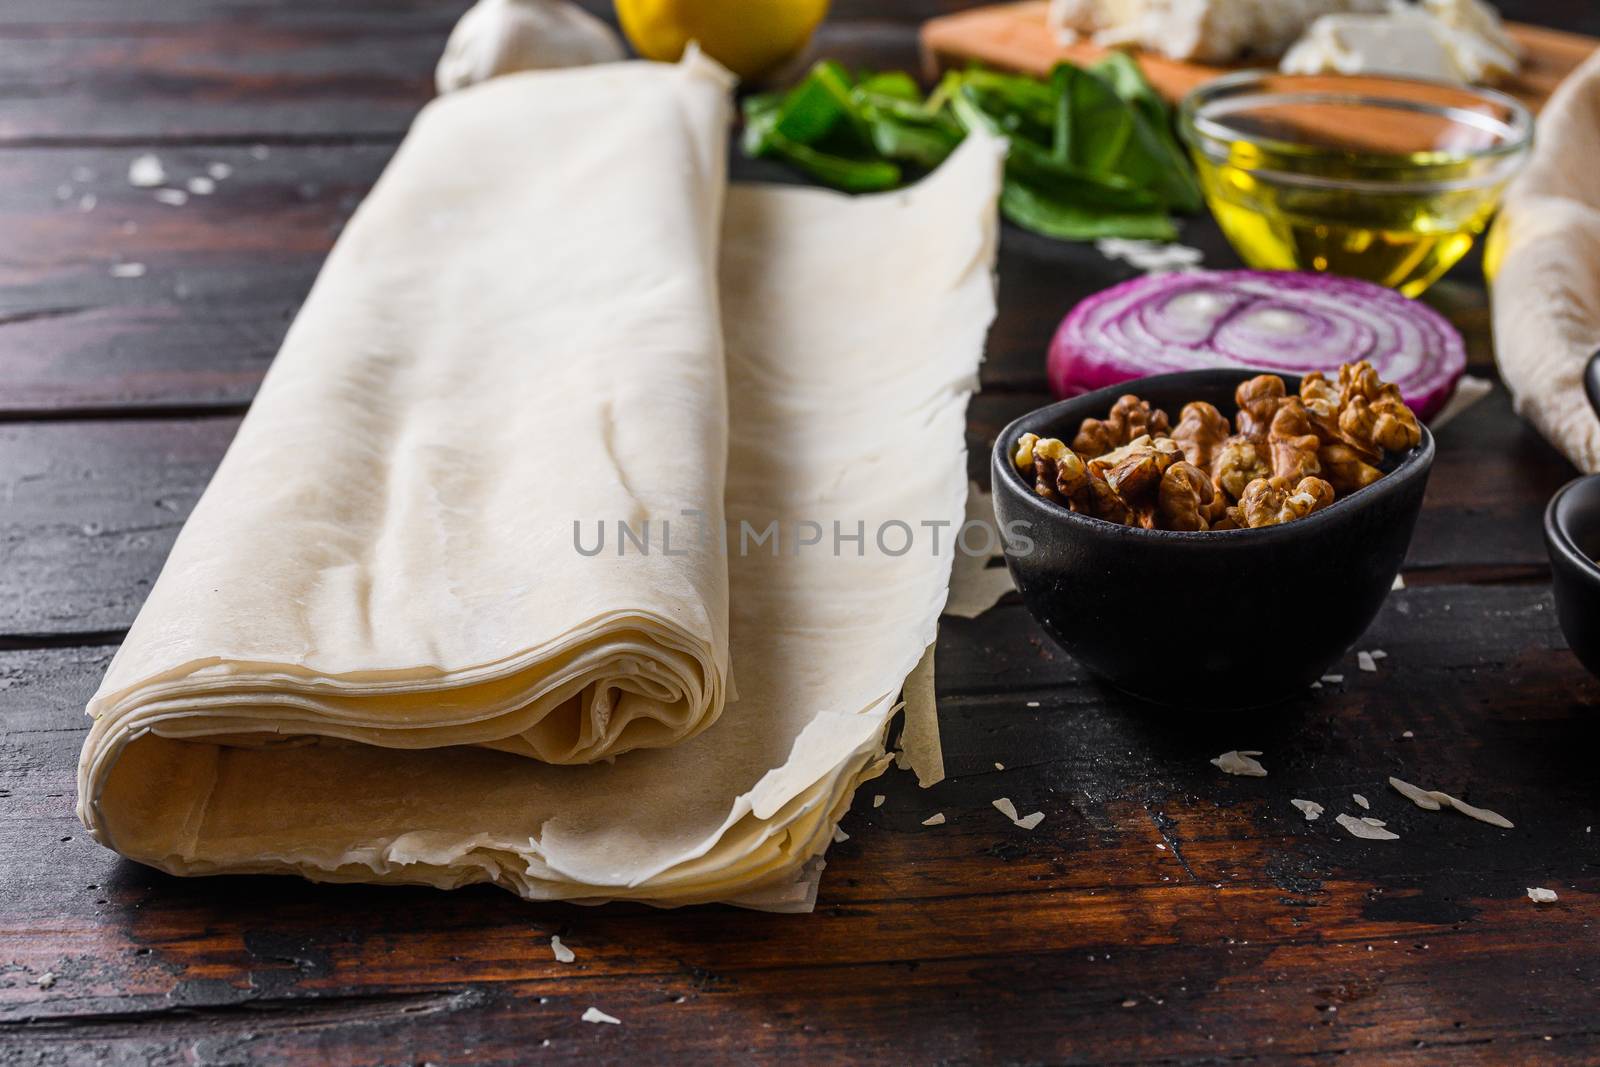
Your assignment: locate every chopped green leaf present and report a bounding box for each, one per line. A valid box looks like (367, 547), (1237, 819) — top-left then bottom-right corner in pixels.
(763, 131), (902, 193)
(1001, 177), (1178, 241)
(855, 70), (921, 102)
(772, 61), (866, 146)
(867, 114), (959, 169)
(738, 58), (1202, 242)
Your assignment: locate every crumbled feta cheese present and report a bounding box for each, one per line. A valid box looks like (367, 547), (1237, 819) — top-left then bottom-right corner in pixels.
(207, 162), (234, 181)
(1337, 812), (1400, 840)
(550, 935), (575, 963)
(1439, 793), (1513, 828)
(128, 153), (165, 187)
(1211, 750), (1267, 777)
(872, 794), (885, 808)
(1389, 776), (1512, 826)
(581, 1007), (620, 1025)
(110, 262), (146, 278)
(1527, 887), (1558, 904)
(1358, 651), (1377, 672)
(187, 176), (216, 195)
(1049, 0), (1387, 63)
(33, 972), (56, 990)
(1292, 799), (1324, 820)
(993, 798), (1020, 822)
(153, 188), (188, 206)
(922, 813), (946, 826)
(1096, 237), (1204, 274)
(1281, 1), (1518, 84)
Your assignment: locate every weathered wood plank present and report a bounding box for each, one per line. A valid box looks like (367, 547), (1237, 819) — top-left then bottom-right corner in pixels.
(0, 144), (388, 414)
(0, 17), (921, 144)
(0, 142), (1498, 413)
(0, 373), (1569, 643)
(4, 585), (1596, 1063)
(0, 2), (1584, 145)
(0, 131), (1516, 421)
(0, 417), (238, 638)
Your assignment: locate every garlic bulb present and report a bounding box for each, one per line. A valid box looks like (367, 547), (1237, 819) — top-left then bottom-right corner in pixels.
(436, 0), (626, 94)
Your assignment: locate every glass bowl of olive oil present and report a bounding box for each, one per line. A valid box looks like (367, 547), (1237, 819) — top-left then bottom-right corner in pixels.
(1179, 72), (1532, 297)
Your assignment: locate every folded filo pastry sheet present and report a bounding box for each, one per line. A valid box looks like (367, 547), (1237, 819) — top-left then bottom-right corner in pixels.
(77, 53), (1004, 907)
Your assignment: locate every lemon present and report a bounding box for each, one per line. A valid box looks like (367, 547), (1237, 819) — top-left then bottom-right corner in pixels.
(615, 0), (830, 82)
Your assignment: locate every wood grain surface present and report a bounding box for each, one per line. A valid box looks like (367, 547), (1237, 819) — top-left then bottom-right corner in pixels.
(1, 2), (1597, 1065)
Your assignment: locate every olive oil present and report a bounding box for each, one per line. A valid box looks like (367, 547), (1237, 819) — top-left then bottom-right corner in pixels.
(1192, 139), (1509, 299)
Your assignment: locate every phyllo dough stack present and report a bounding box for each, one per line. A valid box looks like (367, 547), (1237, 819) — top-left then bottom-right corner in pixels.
(77, 53), (1003, 908)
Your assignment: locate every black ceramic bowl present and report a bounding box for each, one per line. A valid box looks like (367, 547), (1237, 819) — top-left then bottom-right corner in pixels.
(1545, 477), (1600, 679)
(1543, 350), (1600, 680)
(992, 369), (1435, 709)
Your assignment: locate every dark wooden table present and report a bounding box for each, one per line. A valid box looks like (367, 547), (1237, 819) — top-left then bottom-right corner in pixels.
(4, 2), (1598, 1064)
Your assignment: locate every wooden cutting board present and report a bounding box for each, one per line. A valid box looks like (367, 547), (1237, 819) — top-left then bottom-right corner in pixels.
(920, 1), (1598, 112)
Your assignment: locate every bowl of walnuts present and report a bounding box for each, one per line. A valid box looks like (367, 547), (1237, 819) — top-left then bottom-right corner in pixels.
(991, 362), (1434, 709)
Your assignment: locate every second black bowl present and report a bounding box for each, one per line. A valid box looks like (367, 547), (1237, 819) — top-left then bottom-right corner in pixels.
(991, 369), (1435, 710)
(1545, 475), (1600, 680)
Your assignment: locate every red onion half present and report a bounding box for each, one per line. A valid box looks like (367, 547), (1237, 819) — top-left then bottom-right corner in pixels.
(1048, 271), (1466, 420)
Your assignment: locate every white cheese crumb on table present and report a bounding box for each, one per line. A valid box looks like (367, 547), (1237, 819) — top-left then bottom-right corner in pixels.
(1096, 237), (1204, 274)
(110, 262), (146, 279)
(550, 935), (575, 963)
(1211, 750), (1267, 777)
(128, 153), (165, 187)
(872, 794), (885, 808)
(993, 797), (1019, 822)
(1389, 776), (1512, 827)
(922, 813), (945, 826)
(1337, 812), (1400, 840)
(1527, 887), (1558, 903)
(832, 826), (849, 843)
(1292, 799), (1324, 821)
(208, 161), (234, 181)
(1357, 651), (1378, 672)
(153, 188), (189, 206)
(187, 176), (216, 195)
(33, 972), (56, 989)
(581, 1007), (621, 1025)
(1015, 812), (1045, 830)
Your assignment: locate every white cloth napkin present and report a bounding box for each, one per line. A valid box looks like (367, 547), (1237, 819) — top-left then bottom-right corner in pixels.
(1489, 47), (1600, 474)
